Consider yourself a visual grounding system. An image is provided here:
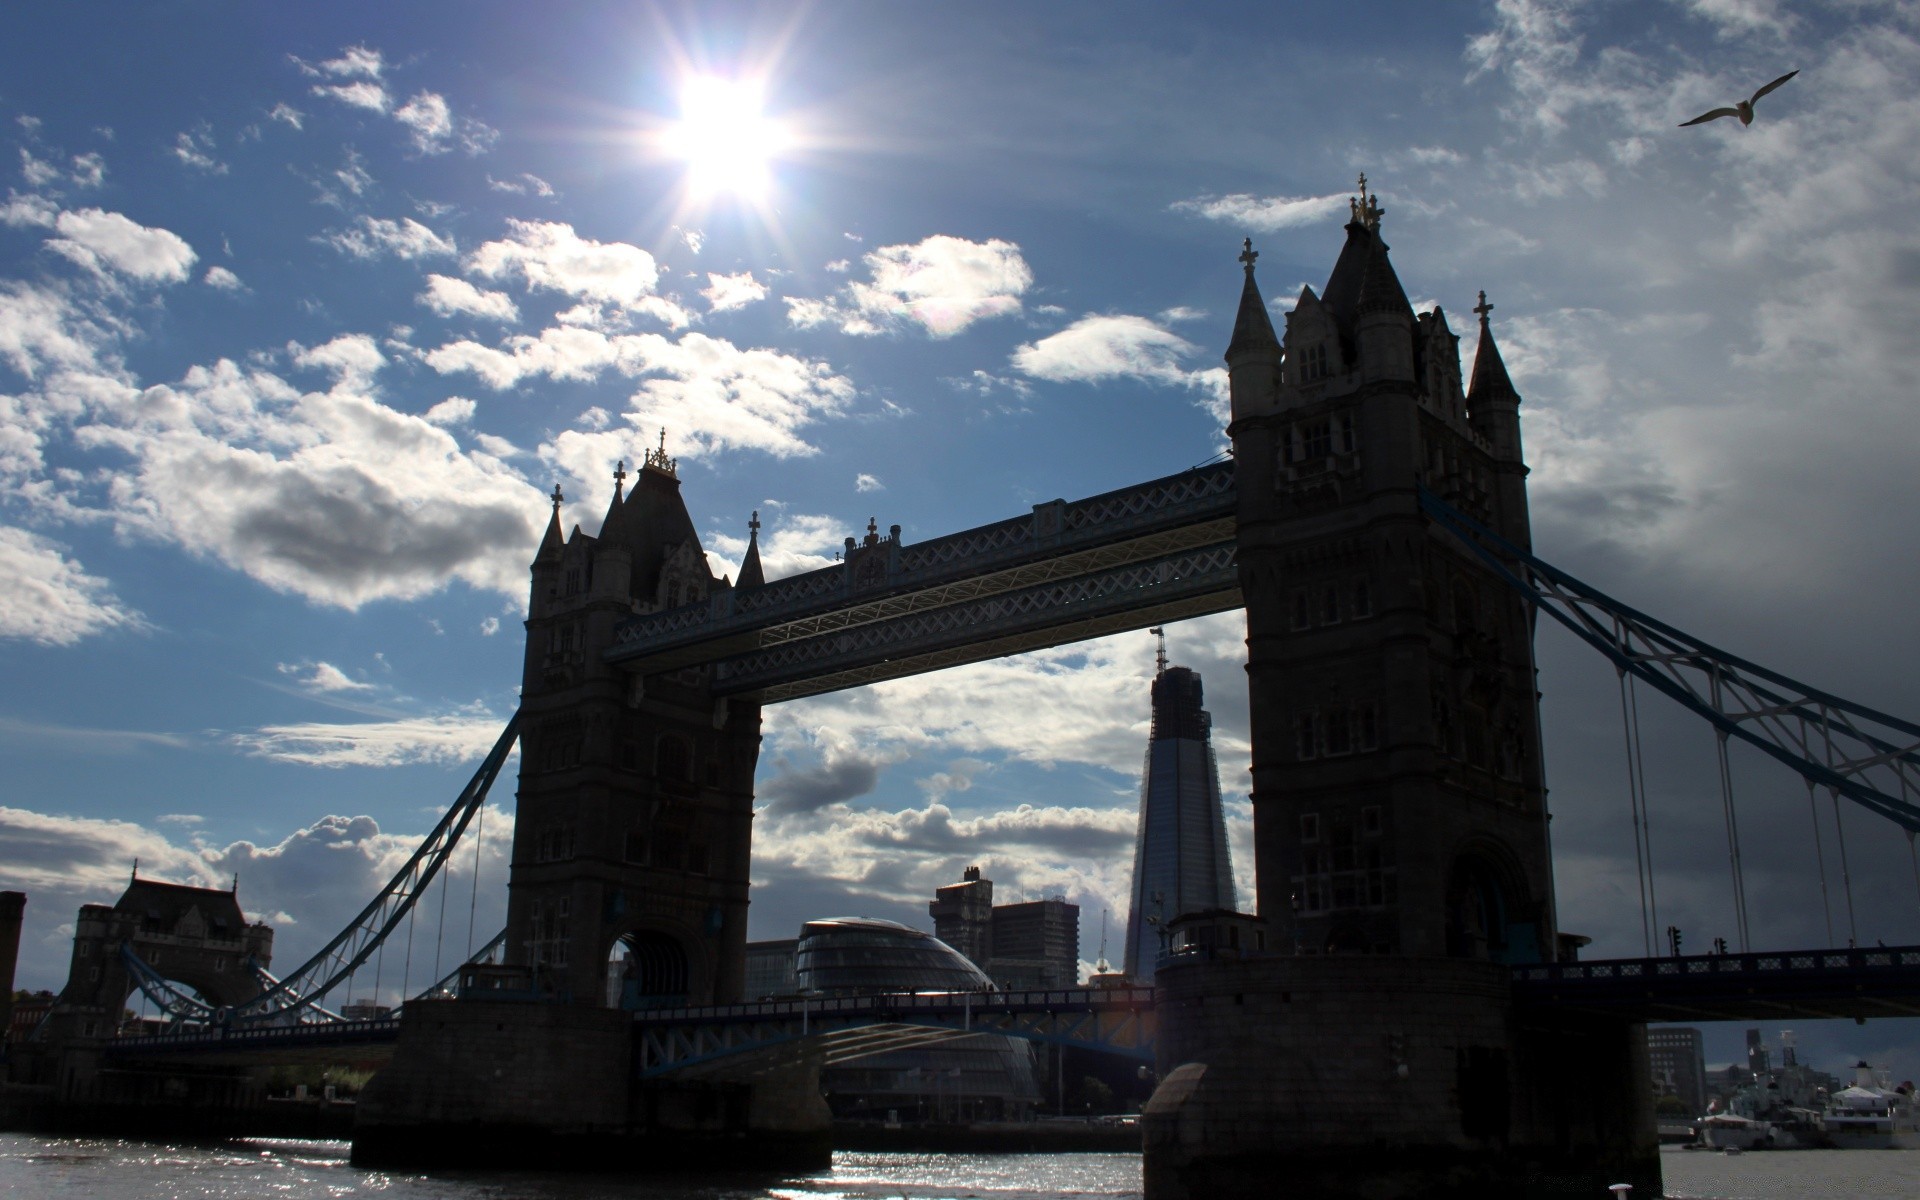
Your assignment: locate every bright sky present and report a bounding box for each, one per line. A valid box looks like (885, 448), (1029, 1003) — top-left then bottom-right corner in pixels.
(5, 0), (1920, 1079)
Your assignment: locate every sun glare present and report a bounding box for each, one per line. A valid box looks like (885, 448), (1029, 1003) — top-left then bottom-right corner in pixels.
(663, 75), (789, 201)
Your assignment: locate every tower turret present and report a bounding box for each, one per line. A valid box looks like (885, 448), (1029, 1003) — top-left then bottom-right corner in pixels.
(737, 510), (765, 589)
(1225, 238), (1281, 422)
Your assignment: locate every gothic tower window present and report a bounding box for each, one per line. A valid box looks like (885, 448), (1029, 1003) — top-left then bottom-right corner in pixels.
(655, 734), (694, 785)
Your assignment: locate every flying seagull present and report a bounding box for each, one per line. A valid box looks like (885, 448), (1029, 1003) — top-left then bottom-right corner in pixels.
(1680, 70), (1799, 127)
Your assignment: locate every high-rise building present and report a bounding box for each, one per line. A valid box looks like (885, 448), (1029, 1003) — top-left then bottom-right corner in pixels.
(928, 866), (994, 967)
(1646, 1026), (1706, 1114)
(929, 868), (1080, 989)
(1123, 651), (1236, 982)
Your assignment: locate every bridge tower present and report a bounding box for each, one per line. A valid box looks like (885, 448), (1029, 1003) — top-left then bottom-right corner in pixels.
(1141, 186), (1658, 1198)
(508, 439), (762, 1008)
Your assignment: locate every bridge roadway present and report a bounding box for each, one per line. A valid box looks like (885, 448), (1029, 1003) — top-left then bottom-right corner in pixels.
(606, 461), (1241, 702)
(97, 944), (1920, 1069)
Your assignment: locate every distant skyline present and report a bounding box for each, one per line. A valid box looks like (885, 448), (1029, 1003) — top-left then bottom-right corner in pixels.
(6, 0), (1920, 1078)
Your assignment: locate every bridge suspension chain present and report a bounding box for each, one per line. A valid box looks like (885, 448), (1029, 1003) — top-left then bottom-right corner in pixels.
(220, 712), (520, 1026)
(1616, 664), (1658, 956)
(1420, 489), (1920, 841)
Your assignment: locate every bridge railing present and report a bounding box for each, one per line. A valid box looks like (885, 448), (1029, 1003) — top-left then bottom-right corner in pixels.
(610, 462), (1236, 657)
(1516, 944), (1920, 984)
(105, 1016), (403, 1053)
(630, 985), (1157, 1025)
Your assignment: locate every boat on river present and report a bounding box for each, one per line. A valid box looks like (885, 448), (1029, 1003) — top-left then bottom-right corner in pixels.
(1823, 1062), (1920, 1149)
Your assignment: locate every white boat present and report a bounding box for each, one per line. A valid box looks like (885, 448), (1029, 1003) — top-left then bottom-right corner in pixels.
(1696, 1112), (1773, 1150)
(1822, 1062), (1919, 1149)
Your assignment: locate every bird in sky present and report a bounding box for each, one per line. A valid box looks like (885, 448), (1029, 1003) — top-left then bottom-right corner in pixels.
(1680, 70), (1799, 127)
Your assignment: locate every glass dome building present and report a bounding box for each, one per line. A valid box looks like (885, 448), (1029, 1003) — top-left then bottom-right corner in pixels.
(794, 917), (1040, 1122)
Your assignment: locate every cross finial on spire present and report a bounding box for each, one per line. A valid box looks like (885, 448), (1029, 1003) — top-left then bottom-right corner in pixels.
(748, 509), (760, 538)
(1473, 290), (1494, 324)
(1350, 172), (1382, 232)
(550, 483), (563, 511)
(613, 459), (627, 487)
(1239, 237), (1258, 273)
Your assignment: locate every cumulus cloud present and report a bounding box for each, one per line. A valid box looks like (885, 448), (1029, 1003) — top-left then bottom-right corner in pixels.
(1011, 313), (1227, 418)
(69, 152), (105, 188)
(394, 91), (453, 153)
(418, 274), (519, 322)
(422, 396), (476, 426)
(0, 803), (513, 1004)
(202, 265), (243, 290)
(1170, 191), (1349, 231)
(268, 103), (304, 130)
(0, 526), (145, 644)
(323, 215), (456, 260)
(312, 80), (389, 113)
(466, 220), (672, 316)
(47, 208), (197, 284)
(488, 172), (555, 197)
(1, 191), (58, 229)
(65, 356), (549, 608)
(429, 328), (854, 460)
(784, 235), (1031, 337)
(291, 333), (385, 387)
(855, 472), (882, 493)
(702, 271), (768, 313)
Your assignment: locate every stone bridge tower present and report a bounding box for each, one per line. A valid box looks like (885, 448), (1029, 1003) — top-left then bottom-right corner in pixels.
(507, 437), (762, 1008)
(1141, 184), (1658, 1200)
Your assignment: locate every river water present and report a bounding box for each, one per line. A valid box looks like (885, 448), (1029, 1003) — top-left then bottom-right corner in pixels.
(7, 1135), (1920, 1198)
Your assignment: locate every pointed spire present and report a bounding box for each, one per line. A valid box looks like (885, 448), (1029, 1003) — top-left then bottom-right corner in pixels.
(535, 484), (565, 564)
(1467, 290), (1520, 407)
(599, 459), (632, 542)
(738, 509), (765, 588)
(1225, 237), (1280, 360)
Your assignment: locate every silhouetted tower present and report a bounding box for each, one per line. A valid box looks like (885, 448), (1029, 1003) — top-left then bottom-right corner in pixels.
(1123, 633), (1236, 982)
(510, 436), (763, 1007)
(1228, 179), (1552, 961)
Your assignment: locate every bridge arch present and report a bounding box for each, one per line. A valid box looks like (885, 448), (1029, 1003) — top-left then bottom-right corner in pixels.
(604, 922), (705, 1010)
(1444, 839), (1538, 965)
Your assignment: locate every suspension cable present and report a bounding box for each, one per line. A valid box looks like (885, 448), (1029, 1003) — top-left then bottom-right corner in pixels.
(1711, 668), (1752, 951)
(1617, 665), (1653, 956)
(466, 795), (486, 959)
(1627, 671), (1660, 946)
(1803, 775), (1837, 946)
(432, 845), (450, 991)
(1820, 715), (1861, 946)
(401, 885), (419, 1003)
(372, 938), (386, 1010)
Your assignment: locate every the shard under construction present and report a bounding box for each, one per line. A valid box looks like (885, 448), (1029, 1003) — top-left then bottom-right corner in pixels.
(1122, 636), (1236, 982)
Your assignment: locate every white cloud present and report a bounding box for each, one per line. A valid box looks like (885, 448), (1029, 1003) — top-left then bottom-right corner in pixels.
(702, 271), (768, 313)
(429, 327), (855, 460)
(394, 91), (453, 153)
(277, 660), (374, 693)
(47, 208), (197, 284)
(1013, 313), (1196, 387)
(786, 235), (1032, 338)
(479, 616), (500, 636)
(423, 396), (476, 426)
(171, 126), (226, 174)
(311, 44), (385, 80)
(1170, 191), (1348, 232)
(291, 333), (386, 387)
(19, 149), (59, 188)
(228, 713), (511, 768)
(312, 80), (390, 113)
(268, 103), (304, 130)
(324, 215), (456, 260)
(466, 219), (664, 308)
(0, 526), (145, 645)
(71, 356), (549, 608)
(1, 191), (58, 229)
(488, 172), (555, 197)
(203, 265), (243, 291)
(855, 472), (882, 493)
(69, 152), (105, 188)
(418, 274), (519, 322)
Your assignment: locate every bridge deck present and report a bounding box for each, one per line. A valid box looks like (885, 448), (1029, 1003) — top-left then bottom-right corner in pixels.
(1513, 945), (1920, 1021)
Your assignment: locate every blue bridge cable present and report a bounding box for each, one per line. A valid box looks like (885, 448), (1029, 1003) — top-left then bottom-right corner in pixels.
(210, 711), (521, 1027)
(1417, 487), (1920, 836)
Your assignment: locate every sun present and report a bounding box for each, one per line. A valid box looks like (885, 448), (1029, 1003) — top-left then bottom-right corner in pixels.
(661, 75), (790, 202)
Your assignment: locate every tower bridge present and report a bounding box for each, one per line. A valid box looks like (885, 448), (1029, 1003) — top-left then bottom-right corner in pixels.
(26, 183), (1920, 1197)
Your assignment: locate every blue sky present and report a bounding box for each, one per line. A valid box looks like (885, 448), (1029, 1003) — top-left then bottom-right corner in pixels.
(7, 0), (1920, 1079)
